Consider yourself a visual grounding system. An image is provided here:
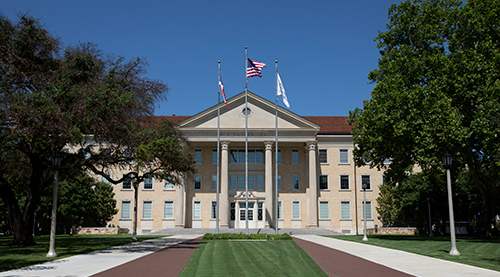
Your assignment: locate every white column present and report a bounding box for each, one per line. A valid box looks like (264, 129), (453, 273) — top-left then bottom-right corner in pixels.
(264, 141), (274, 228)
(220, 141), (230, 228)
(175, 174), (185, 227)
(306, 141), (318, 228)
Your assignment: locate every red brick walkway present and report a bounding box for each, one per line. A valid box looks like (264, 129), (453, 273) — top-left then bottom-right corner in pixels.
(91, 237), (413, 277)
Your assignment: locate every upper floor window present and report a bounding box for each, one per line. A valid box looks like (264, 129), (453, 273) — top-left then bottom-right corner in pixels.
(292, 175), (299, 190)
(212, 149), (218, 164)
(319, 175), (328, 190)
(144, 175), (153, 190)
(340, 175), (350, 190)
(194, 175), (202, 190)
(195, 149), (202, 164)
(230, 149), (264, 164)
(164, 180), (175, 190)
(292, 149), (299, 164)
(318, 149), (328, 164)
(339, 149), (349, 164)
(361, 175), (371, 190)
(122, 175), (132, 190)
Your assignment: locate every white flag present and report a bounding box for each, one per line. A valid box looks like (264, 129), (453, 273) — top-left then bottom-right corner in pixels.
(277, 73), (290, 108)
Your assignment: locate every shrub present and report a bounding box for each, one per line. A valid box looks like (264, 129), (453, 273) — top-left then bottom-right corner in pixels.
(202, 233), (292, 240)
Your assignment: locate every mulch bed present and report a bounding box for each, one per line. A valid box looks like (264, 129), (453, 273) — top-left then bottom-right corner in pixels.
(91, 236), (413, 277)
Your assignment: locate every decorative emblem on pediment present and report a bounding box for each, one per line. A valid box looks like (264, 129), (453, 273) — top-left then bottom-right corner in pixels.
(235, 191), (257, 199)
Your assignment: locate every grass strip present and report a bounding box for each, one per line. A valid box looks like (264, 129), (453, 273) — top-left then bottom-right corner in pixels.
(179, 240), (327, 276)
(0, 234), (167, 272)
(325, 235), (500, 272)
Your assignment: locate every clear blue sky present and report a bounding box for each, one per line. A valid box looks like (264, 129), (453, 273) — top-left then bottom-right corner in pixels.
(1, 0), (402, 117)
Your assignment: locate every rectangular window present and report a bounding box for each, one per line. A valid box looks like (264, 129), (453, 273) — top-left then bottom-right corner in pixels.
(318, 149), (328, 164)
(164, 201), (174, 219)
(121, 201), (131, 219)
(257, 202), (263, 220)
(229, 150), (265, 164)
(193, 201), (201, 219)
(144, 175), (153, 190)
(361, 175), (371, 190)
(319, 175), (328, 190)
(212, 149), (218, 164)
(211, 201), (217, 219)
(292, 201), (300, 219)
(229, 175), (237, 190)
(238, 175), (245, 190)
(277, 201), (283, 219)
(248, 175), (255, 190)
(292, 175), (299, 190)
(194, 175), (202, 190)
(277, 175), (282, 190)
(319, 201), (329, 219)
(292, 149), (299, 164)
(339, 149), (349, 164)
(142, 201), (152, 219)
(341, 201), (351, 219)
(277, 149), (281, 164)
(340, 175), (350, 190)
(211, 175), (217, 190)
(256, 175), (264, 190)
(362, 201), (372, 219)
(195, 149), (202, 164)
(230, 203), (236, 221)
(164, 180), (174, 190)
(122, 175), (132, 190)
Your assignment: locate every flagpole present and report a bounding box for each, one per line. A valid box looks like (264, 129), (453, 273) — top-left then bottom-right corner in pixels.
(244, 46), (249, 235)
(216, 61), (221, 234)
(275, 60), (279, 235)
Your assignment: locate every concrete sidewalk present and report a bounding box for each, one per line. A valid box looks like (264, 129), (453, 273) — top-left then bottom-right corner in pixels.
(294, 235), (500, 277)
(2, 234), (499, 277)
(0, 234), (199, 277)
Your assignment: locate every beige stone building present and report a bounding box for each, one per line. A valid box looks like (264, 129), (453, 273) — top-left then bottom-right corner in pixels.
(108, 91), (383, 234)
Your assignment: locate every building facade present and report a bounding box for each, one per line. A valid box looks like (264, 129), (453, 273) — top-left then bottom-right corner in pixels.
(108, 92), (383, 234)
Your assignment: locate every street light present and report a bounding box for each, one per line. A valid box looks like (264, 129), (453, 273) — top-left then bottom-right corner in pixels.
(46, 153), (62, 257)
(443, 153), (460, 256)
(426, 195), (433, 236)
(362, 182), (368, 241)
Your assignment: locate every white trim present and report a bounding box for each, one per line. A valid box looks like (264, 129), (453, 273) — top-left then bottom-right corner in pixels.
(291, 200), (301, 220)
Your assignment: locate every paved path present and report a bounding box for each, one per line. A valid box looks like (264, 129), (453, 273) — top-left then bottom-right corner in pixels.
(0, 234), (199, 277)
(2, 234), (499, 277)
(295, 235), (500, 277)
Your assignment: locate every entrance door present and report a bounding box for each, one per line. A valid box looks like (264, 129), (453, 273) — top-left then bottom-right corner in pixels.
(238, 202), (255, 228)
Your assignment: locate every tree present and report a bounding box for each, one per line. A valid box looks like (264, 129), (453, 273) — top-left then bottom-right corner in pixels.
(38, 170), (118, 234)
(0, 14), (190, 245)
(348, 0), (500, 238)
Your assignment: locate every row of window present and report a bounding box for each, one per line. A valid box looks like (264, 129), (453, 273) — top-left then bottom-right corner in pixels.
(120, 200), (373, 221)
(120, 174), (374, 191)
(195, 149), (349, 165)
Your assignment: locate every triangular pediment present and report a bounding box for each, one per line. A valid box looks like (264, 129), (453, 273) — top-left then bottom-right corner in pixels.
(179, 91), (320, 133)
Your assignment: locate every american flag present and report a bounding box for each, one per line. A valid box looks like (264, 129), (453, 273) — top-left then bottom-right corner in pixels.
(246, 58), (266, 78)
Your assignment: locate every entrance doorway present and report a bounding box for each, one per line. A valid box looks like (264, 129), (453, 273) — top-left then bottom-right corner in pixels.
(238, 202), (254, 228)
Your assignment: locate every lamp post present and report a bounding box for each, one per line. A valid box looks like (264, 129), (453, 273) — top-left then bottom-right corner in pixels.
(46, 153), (61, 257)
(362, 182), (368, 241)
(427, 195), (433, 236)
(443, 153), (460, 256)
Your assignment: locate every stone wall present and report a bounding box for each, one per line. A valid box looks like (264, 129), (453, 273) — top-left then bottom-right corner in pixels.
(367, 227), (417, 235)
(72, 227), (129, 235)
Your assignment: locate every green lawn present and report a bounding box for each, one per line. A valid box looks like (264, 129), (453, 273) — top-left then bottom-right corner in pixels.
(325, 235), (500, 272)
(179, 240), (327, 276)
(0, 234), (167, 272)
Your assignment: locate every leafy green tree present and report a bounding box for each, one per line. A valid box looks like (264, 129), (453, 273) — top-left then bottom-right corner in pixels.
(348, 0), (500, 238)
(0, 14), (192, 245)
(38, 170), (118, 233)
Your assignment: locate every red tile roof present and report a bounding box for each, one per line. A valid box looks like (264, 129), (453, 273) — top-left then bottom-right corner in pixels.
(303, 116), (352, 134)
(154, 115), (352, 134)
